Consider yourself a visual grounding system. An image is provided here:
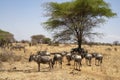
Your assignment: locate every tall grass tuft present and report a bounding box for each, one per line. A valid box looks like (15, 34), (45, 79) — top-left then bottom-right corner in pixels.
(0, 51), (22, 62)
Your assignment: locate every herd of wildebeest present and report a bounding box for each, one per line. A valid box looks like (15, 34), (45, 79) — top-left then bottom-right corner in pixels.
(29, 47), (103, 72)
(0, 41), (103, 72)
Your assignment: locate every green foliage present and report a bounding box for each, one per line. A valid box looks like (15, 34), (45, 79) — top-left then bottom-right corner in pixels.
(0, 29), (15, 47)
(31, 34), (45, 44)
(0, 29), (14, 41)
(43, 0), (116, 49)
(43, 38), (51, 44)
(31, 34), (51, 44)
(48, 41), (59, 46)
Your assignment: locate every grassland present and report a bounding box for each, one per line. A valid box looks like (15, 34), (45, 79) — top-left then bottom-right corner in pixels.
(0, 44), (120, 80)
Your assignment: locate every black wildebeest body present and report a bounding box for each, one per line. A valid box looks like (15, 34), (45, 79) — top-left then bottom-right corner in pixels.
(66, 51), (82, 71)
(66, 52), (78, 65)
(29, 54), (52, 71)
(91, 53), (103, 66)
(52, 54), (63, 68)
(85, 53), (92, 66)
(71, 47), (88, 58)
(66, 50), (85, 66)
(95, 54), (103, 66)
(10, 45), (25, 53)
(60, 51), (67, 57)
(37, 51), (50, 56)
(73, 55), (82, 71)
(66, 53), (72, 65)
(71, 47), (85, 54)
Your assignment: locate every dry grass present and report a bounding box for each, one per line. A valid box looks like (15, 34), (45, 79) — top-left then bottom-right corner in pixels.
(0, 44), (120, 80)
(0, 50), (22, 62)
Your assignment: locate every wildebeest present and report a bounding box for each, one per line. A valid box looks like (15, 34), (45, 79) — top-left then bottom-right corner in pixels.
(70, 47), (88, 59)
(73, 54), (82, 71)
(71, 47), (85, 53)
(66, 52), (82, 71)
(91, 53), (103, 66)
(60, 51), (67, 57)
(66, 52), (77, 65)
(85, 53), (92, 66)
(29, 54), (53, 71)
(66, 49), (85, 66)
(10, 45), (25, 53)
(37, 51), (50, 56)
(66, 53), (72, 65)
(52, 53), (63, 68)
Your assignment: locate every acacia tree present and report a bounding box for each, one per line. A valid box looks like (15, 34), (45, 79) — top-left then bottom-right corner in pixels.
(31, 35), (45, 44)
(0, 29), (15, 47)
(43, 0), (116, 50)
(31, 34), (51, 44)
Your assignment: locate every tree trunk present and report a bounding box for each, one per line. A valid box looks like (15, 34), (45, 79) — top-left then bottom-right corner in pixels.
(77, 32), (82, 53)
(78, 39), (82, 49)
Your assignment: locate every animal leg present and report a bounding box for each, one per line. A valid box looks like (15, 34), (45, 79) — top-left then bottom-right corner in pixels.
(78, 62), (81, 71)
(38, 63), (40, 72)
(76, 62), (78, 70)
(68, 60), (71, 65)
(95, 59), (97, 65)
(74, 61), (75, 69)
(60, 60), (62, 69)
(86, 59), (88, 65)
(49, 62), (51, 71)
(88, 59), (91, 66)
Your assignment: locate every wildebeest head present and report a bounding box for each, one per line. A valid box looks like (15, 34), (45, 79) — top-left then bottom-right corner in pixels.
(29, 54), (35, 62)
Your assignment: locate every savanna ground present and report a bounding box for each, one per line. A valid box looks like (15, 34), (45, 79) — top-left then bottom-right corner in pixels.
(0, 43), (120, 80)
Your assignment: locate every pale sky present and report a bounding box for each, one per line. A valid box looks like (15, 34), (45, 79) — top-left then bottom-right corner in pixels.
(0, 0), (120, 43)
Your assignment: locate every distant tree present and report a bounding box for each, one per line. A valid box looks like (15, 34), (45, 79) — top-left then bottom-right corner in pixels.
(43, 0), (116, 51)
(31, 35), (45, 44)
(113, 41), (119, 45)
(0, 29), (15, 41)
(43, 38), (51, 44)
(31, 34), (51, 44)
(21, 40), (30, 43)
(0, 29), (15, 47)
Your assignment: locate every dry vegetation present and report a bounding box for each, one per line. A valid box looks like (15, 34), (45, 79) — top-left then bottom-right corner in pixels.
(0, 44), (120, 80)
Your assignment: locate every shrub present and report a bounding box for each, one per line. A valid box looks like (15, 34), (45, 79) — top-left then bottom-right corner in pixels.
(0, 51), (22, 62)
(48, 41), (59, 46)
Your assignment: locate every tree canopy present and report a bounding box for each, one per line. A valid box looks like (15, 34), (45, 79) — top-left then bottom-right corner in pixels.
(0, 29), (14, 41)
(43, 0), (116, 49)
(31, 34), (51, 44)
(0, 29), (15, 47)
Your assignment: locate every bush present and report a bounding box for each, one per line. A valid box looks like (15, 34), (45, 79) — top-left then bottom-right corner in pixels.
(48, 41), (59, 46)
(0, 51), (22, 62)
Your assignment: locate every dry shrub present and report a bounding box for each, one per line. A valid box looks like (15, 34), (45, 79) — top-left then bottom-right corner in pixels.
(114, 48), (117, 51)
(48, 42), (59, 46)
(0, 51), (22, 62)
(105, 48), (112, 51)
